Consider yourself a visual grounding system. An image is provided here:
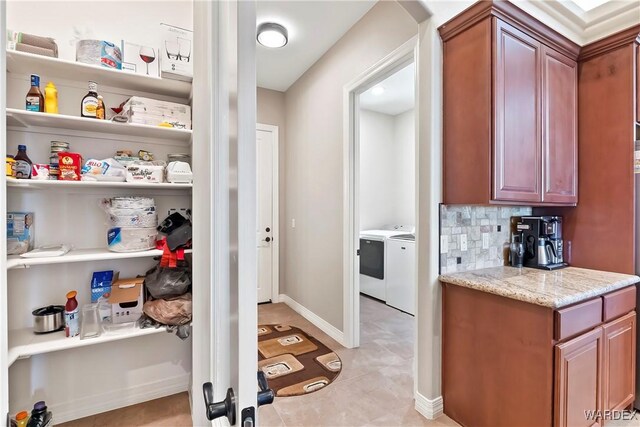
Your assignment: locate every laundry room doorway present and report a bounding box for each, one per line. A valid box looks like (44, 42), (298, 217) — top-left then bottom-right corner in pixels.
(343, 37), (418, 349)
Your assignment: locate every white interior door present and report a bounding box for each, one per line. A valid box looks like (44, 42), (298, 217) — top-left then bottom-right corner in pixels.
(257, 126), (276, 303)
(194, 1), (261, 425)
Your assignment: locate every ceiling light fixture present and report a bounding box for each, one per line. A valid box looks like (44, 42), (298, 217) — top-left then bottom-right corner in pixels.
(371, 86), (385, 96)
(257, 22), (288, 48)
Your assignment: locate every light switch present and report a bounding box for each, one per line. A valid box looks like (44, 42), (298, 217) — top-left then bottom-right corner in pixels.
(482, 233), (489, 249)
(460, 234), (468, 251)
(440, 235), (448, 254)
(291, 219), (296, 228)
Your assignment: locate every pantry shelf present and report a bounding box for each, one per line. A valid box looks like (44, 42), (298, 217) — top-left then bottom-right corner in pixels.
(7, 247), (193, 270)
(7, 326), (171, 367)
(6, 109), (193, 143)
(7, 178), (193, 191)
(6, 50), (192, 99)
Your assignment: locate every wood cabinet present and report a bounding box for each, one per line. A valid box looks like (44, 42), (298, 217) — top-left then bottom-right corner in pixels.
(602, 312), (636, 412)
(493, 20), (542, 202)
(442, 282), (638, 427)
(555, 327), (604, 427)
(439, 1), (579, 206)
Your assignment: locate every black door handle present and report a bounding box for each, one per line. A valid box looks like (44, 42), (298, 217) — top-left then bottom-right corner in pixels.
(265, 237), (271, 243)
(203, 382), (236, 424)
(257, 371), (275, 407)
(266, 227), (270, 232)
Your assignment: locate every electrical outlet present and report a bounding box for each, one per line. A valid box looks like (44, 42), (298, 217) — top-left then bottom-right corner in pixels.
(482, 233), (489, 249)
(460, 234), (468, 251)
(291, 218), (296, 228)
(440, 235), (448, 254)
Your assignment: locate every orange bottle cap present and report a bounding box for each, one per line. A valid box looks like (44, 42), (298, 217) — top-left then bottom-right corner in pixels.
(16, 411), (28, 420)
(66, 290), (77, 299)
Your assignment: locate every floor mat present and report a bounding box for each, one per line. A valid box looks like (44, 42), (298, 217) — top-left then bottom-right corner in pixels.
(258, 324), (342, 397)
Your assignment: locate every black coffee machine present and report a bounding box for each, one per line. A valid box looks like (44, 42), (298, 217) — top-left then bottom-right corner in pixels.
(515, 216), (567, 270)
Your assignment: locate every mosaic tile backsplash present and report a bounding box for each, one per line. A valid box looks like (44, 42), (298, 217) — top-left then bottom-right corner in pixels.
(440, 205), (532, 274)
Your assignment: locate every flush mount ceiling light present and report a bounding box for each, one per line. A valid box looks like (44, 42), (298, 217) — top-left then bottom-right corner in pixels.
(371, 86), (385, 96)
(257, 22), (288, 48)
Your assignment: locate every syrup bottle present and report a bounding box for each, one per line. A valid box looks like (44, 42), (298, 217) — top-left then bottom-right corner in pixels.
(81, 81), (99, 118)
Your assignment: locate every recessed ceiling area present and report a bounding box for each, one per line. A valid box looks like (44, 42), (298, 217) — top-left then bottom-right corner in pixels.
(256, 0), (376, 92)
(571, 0), (611, 12)
(359, 63), (415, 116)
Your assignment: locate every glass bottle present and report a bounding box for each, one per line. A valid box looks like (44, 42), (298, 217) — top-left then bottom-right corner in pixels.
(25, 74), (44, 112)
(14, 145), (32, 179)
(81, 81), (99, 118)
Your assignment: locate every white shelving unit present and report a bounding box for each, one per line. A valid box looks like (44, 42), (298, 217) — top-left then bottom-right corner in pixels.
(8, 326), (169, 367)
(3, 4), (196, 422)
(7, 109), (193, 143)
(7, 178), (193, 191)
(7, 248), (193, 270)
(6, 50), (192, 99)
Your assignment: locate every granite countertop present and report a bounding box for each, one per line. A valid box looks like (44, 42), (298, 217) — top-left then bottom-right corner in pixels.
(439, 266), (640, 308)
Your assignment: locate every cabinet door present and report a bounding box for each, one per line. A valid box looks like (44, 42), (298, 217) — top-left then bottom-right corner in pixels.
(603, 311), (636, 412)
(493, 19), (542, 202)
(542, 47), (578, 204)
(555, 327), (603, 427)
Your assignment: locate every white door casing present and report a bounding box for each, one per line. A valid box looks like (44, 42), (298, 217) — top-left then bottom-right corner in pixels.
(343, 36), (418, 349)
(256, 124), (279, 304)
(0, 0), (8, 422)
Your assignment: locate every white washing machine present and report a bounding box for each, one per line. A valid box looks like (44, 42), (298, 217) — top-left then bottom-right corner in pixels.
(359, 225), (413, 302)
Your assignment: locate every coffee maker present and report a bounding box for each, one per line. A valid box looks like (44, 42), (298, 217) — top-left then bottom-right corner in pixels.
(515, 216), (567, 270)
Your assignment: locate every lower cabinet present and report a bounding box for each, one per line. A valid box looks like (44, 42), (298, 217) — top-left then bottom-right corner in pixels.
(554, 311), (637, 427)
(555, 327), (604, 427)
(603, 312), (637, 412)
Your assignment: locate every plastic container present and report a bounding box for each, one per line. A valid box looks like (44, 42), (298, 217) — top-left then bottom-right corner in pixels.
(80, 304), (102, 339)
(6, 156), (15, 177)
(26, 401), (52, 427)
(64, 291), (80, 338)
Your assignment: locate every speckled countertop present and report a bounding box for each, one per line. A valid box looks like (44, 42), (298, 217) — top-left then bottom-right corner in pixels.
(439, 266), (639, 308)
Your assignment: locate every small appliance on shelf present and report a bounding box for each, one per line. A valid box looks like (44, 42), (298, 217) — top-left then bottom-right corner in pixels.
(514, 216), (567, 270)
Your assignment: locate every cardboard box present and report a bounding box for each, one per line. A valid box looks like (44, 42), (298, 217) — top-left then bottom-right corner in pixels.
(120, 96), (191, 129)
(58, 152), (83, 181)
(7, 212), (34, 255)
(108, 278), (144, 323)
(121, 41), (160, 77)
(91, 270), (118, 304)
(160, 23), (193, 81)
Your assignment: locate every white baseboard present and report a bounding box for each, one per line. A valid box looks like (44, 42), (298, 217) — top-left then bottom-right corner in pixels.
(414, 392), (443, 420)
(51, 373), (190, 424)
(277, 294), (346, 346)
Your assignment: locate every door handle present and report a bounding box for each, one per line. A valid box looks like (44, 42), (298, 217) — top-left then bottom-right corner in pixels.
(264, 237), (271, 243)
(257, 371), (275, 407)
(203, 382), (236, 424)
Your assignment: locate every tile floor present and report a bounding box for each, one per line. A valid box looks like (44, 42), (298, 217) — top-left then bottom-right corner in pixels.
(257, 296), (458, 427)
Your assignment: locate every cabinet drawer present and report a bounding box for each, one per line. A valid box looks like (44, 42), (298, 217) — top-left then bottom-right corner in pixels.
(554, 298), (602, 341)
(602, 286), (636, 322)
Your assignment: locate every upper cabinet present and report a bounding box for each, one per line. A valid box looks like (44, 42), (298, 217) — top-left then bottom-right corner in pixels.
(439, 1), (579, 206)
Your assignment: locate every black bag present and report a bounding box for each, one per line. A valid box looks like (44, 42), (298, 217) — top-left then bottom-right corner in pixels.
(144, 265), (191, 299)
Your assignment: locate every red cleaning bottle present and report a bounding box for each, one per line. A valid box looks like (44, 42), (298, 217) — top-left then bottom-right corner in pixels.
(64, 291), (79, 337)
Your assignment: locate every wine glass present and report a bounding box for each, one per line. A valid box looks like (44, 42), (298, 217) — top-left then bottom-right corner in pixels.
(139, 46), (156, 76)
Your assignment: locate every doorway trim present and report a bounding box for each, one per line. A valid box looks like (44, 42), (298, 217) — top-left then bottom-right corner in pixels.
(342, 36), (418, 349)
(257, 123), (280, 303)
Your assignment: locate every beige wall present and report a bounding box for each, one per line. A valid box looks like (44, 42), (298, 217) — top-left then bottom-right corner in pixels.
(282, 2), (418, 329)
(257, 87), (286, 294)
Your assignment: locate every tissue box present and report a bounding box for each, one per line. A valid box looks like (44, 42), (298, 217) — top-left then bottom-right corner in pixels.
(108, 278), (144, 324)
(121, 41), (160, 77)
(7, 212), (34, 255)
(160, 24), (193, 81)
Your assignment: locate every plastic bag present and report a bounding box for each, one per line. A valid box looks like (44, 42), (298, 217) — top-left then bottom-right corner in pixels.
(143, 293), (192, 326)
(144, 264), (191, 298)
